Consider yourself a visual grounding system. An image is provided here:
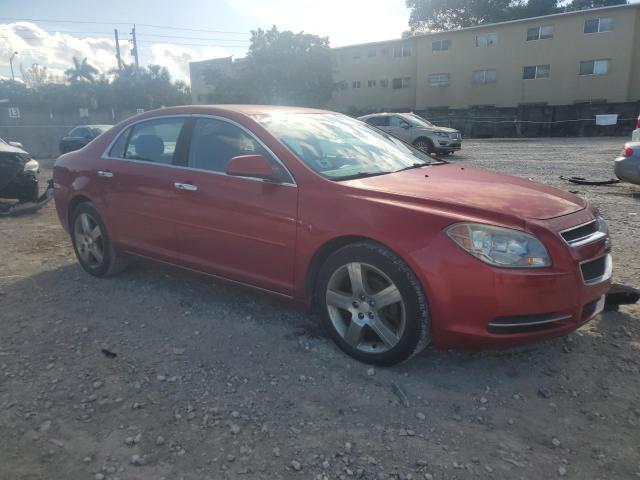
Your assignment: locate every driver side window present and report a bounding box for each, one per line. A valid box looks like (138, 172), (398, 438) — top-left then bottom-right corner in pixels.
(188, 118), (269, 173)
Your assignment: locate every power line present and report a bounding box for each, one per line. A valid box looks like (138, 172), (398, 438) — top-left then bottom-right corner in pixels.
(0, 17), (250, 35)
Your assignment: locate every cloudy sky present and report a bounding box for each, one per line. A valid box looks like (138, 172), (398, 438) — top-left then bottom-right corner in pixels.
(0, 0), (411, 83)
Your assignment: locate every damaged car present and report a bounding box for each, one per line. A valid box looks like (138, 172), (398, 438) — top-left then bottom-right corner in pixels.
(0, 138), (53, 216)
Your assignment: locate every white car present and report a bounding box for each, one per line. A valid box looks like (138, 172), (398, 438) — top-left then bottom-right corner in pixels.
(633, 114), (640, 141)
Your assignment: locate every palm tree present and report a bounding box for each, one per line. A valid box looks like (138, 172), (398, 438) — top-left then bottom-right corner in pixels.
(65, 56), (99, 83)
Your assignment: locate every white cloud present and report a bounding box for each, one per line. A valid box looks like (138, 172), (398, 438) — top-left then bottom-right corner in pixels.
(150, 44), (231, 82)
(0, 22), (229, 84)
(227, 0), (410, 46)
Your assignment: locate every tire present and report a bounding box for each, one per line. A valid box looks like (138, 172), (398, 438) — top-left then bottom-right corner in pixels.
(70, 202), (127, 277)
(413, 138), (434, 155)
(315, 241), (431, 366)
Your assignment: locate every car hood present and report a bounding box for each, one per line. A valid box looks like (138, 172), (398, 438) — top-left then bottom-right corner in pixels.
(416, 126), (458, 134)
(344, 164), (586, 221)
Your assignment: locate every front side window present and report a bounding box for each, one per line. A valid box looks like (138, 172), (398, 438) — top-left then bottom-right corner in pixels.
(579, 59), (610, 75)
(253, 113), (439, 181)
(475, 32), (497, 47)
(472, 69), (497, 84)
(124, 118), (185, 164)
(429, 73), (450, 86)
(527, 25), (554, 41)
(188, 118), (272, 174)
(584, 17), (613, 33)
(389, 116), (411, 129)
(523, 64), (550, 79)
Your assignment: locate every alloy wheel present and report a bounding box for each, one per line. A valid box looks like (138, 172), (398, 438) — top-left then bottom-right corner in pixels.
(325, 262), (406, 353)
(73, 212), (105, 268)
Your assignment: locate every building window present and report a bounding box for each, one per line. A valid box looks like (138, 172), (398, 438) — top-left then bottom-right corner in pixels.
(475, 32), (497, 47)
(429, 73), (450, 86)
(352, 80), (361, 88)
(584, 17), (613, 34)
(367, 80), (377, 88)
(523, 64), (550, 79)
(368, 48), (377, 57)
(579, 59), (610, 76)
(393, 45), (412, 57)
(352, 51), (361, 60)
(392, 77), (411, 89)
(472, 69), (497, 84)
(380, 79), (389, 88)
(526, 25), (554, 41)
(432, 39), (450, 51)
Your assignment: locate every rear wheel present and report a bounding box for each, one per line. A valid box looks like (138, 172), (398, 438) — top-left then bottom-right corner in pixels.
(70, 202), (127, 277)
(316, 241), (430, 365)
(413, 138), (434, 155)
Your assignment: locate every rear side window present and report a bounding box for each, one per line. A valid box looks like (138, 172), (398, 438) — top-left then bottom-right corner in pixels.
(365, 116), (389, 127)
(124, 118), (185, 164)
(188, 118), (270, 173)
(108, 127), (130, 158)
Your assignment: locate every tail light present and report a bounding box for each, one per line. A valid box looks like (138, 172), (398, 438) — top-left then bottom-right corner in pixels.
(637, 115), (640, 129)
(622, 146), (633, 157)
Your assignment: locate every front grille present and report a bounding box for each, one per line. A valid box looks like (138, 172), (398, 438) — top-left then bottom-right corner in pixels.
(488, 312), (570, 334)
(561, 220), (598, 245)
(580, 256), (607, 283)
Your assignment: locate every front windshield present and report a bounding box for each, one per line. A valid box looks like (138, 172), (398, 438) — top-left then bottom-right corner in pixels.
(253, 113), (440, 180)
(405, 113), (434, 128)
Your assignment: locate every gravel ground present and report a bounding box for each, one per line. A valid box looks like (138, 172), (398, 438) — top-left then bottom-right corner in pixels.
(0, 137), (638, 480)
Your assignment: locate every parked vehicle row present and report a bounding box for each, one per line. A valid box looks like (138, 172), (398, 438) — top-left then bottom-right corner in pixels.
(53, 105), (611, 365)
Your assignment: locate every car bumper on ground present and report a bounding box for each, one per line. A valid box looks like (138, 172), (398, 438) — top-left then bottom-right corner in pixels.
(410, 225), (612, 350)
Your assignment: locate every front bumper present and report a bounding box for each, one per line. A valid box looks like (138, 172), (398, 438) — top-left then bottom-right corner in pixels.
(411, 219), (611, 350)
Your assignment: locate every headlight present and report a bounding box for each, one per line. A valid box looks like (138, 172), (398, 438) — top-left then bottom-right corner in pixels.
(446, 223), (551, 268)
(433, 131), (449, 137)
(23, 159), (40, 173)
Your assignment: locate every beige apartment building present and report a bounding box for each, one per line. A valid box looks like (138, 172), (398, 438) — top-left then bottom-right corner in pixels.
(329, 3), (640, 112)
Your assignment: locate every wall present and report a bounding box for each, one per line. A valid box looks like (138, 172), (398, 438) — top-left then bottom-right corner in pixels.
(330, 4), (640, 113)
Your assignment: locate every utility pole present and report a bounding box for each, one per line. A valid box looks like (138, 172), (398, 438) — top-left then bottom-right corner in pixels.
(131, 25), (139, 74)
(114, 29), (122, 71)
(9, 51), (18, 81)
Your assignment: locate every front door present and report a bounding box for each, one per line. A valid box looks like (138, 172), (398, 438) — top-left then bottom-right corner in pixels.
(387, 116), (413, 142)
(173, 117), (298, 295)
(96, 116), (188, 263)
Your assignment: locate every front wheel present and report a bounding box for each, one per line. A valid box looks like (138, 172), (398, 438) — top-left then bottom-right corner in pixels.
(316, 242), (431, 366)
(413, 138), (434, 155)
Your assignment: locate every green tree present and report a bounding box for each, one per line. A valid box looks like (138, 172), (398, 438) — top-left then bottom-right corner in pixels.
(406, 0), (560, 32)
(565, 0), (626, 11)
(64, 56), (99, 84)
(209, 26), (335, 107)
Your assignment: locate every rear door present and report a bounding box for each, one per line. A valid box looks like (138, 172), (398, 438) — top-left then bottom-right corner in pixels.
(96, 116), (188, 263)
(173, 116), (298, 295)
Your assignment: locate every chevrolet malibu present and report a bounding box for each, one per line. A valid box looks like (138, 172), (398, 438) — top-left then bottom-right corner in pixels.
(53, 105), (612, 365)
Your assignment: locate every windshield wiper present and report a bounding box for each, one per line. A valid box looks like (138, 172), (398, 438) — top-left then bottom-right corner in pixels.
(333, 171), (389, 181)
(395, 162), (430, 172)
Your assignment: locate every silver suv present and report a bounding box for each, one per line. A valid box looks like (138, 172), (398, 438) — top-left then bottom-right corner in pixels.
(359, 113), (462, 155)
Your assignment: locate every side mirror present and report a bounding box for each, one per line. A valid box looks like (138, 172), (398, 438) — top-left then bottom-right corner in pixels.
(400, 123), (411, 129)
(8, 141), (24, 149)
(226, 154), (279, 182)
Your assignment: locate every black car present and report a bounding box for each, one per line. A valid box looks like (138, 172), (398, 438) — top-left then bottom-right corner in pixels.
(0, 138), (40, 203)
(59, 125), (112, 154)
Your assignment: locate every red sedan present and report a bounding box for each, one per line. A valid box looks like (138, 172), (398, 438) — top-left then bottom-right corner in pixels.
(53, 105), (612, 365)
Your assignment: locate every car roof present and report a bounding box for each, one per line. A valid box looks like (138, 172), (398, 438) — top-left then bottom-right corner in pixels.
(159, 104), (333, 116)
(359, 112), (409, 119)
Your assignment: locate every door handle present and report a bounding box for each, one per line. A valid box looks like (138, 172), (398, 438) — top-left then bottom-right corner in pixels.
(97, 170), (114, 178)
(174, 182), (198, 192)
